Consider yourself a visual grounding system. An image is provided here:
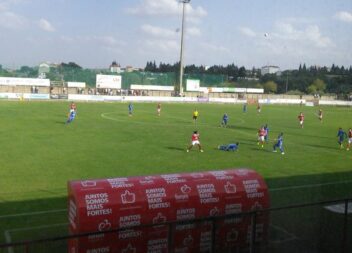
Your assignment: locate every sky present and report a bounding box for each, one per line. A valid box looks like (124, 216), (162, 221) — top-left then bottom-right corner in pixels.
(0, 0), (351, 70)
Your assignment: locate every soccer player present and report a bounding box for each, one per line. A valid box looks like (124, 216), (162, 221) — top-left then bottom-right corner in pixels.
(128, 102), (133, 116)
(257, 104), (261, 114)
(243, 103), (247, 113)
(66, 110), (76, 124)
(318, 109), (323, 122)
(264, 124), (269, 143)
(257, 126), (266, 148)
(218, 142), (239, 151)
(337, 127), (347, 149)
(221, 113), (229, 127)
(187, 131), (203, 152)
(157, 103), (161, 116)
(70, 102), (77, 113)
(298, 112), (304, 128)
(347, 128), (352, 151)
(273, 132), (284, 155)
(193, 109), (199, 122)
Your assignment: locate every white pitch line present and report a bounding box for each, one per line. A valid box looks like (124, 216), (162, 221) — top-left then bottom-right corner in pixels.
(7, 223), (68, 233)
(4, 230), (14, 253)
(270, 179), (352, 192)
(0, 209), (66, 219)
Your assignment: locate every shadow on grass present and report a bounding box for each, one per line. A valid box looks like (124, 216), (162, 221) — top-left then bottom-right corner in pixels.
(166, 146), (186, 151)
(0, 171), (351, 252)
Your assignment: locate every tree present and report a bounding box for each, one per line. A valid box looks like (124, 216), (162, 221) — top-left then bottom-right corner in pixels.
(312, 78), (326, 93)
(238, 66), (246, 78)
(307, 85), (317, 94)
(263, 81), (277, 93)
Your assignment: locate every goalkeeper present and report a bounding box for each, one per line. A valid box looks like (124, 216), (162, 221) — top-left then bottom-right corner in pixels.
(218, 142), (239, 151)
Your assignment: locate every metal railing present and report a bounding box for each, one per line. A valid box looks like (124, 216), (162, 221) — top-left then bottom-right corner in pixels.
(0, 198), (350, 253)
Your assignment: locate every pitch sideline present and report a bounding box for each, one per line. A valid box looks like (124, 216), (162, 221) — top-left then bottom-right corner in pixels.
(1, 179), (351, 220)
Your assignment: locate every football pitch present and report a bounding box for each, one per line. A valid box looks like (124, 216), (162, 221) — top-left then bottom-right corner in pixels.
(0, 100), (351, 246)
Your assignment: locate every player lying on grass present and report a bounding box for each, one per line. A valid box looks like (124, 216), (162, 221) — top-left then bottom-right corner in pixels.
(218, 142), (239, 151)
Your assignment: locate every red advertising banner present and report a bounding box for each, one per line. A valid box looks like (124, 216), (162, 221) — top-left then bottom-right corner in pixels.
(68, 169), (270, 252)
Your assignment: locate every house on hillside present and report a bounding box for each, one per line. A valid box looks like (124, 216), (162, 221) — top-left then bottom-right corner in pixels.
(110, 61), (121, 73)
(38, 63), (50, 78)
(261, 65), (280, 75)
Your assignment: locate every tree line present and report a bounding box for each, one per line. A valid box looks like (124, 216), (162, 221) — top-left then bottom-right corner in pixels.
(145, 61), (352, 96)
(1, 62), (351, 96)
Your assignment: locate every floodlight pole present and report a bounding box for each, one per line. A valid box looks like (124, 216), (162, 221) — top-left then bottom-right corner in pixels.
(178, 0), (190, 95)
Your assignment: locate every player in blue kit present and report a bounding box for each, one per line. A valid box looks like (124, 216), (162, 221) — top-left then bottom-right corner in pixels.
(221, 113), (229, 127)
(273, 132), (284, 155)
(218, 142), (239, 151)
(264, 124), (269, 143)
(337, 127), (347, 149)
(128, 102), (133, 116)
(243, 103), (247, 113)
(66, 110), (76, 124)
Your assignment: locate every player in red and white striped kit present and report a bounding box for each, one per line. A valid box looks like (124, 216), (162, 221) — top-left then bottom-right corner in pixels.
(187, 131), (204, 152)
(257, 126), (266, 148)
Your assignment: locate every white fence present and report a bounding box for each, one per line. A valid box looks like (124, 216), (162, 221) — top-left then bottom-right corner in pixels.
(0, 77), (50, 87)
(0, 92), (351, 106)
(0, 93), (50, 100)
(66, 94), (351, 106)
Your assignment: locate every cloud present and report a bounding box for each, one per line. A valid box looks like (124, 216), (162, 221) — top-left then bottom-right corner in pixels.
(60, 35), (74, 43)
(141, 24), (201, 40)
(0, 2), (6, 11)
(38, 18), (55, 32)
(274, 22), (333, 48)
(200, 42), (230, 53)
(141, 24), (178, 38)
(59, 35), (126, 48)
(127, 0), (207, 22)
(144, 39), (179, 52)
(93, 35), (119, 46)
(186, 26), (201, 36)
(0, 10), (27, 29)
(334, 11), (352, 23)
(305, 25), (333, 48)
(238, 27), (256, 37)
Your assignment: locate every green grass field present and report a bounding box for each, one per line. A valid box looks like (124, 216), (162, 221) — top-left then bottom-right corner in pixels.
(0, 100), (351, 249)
